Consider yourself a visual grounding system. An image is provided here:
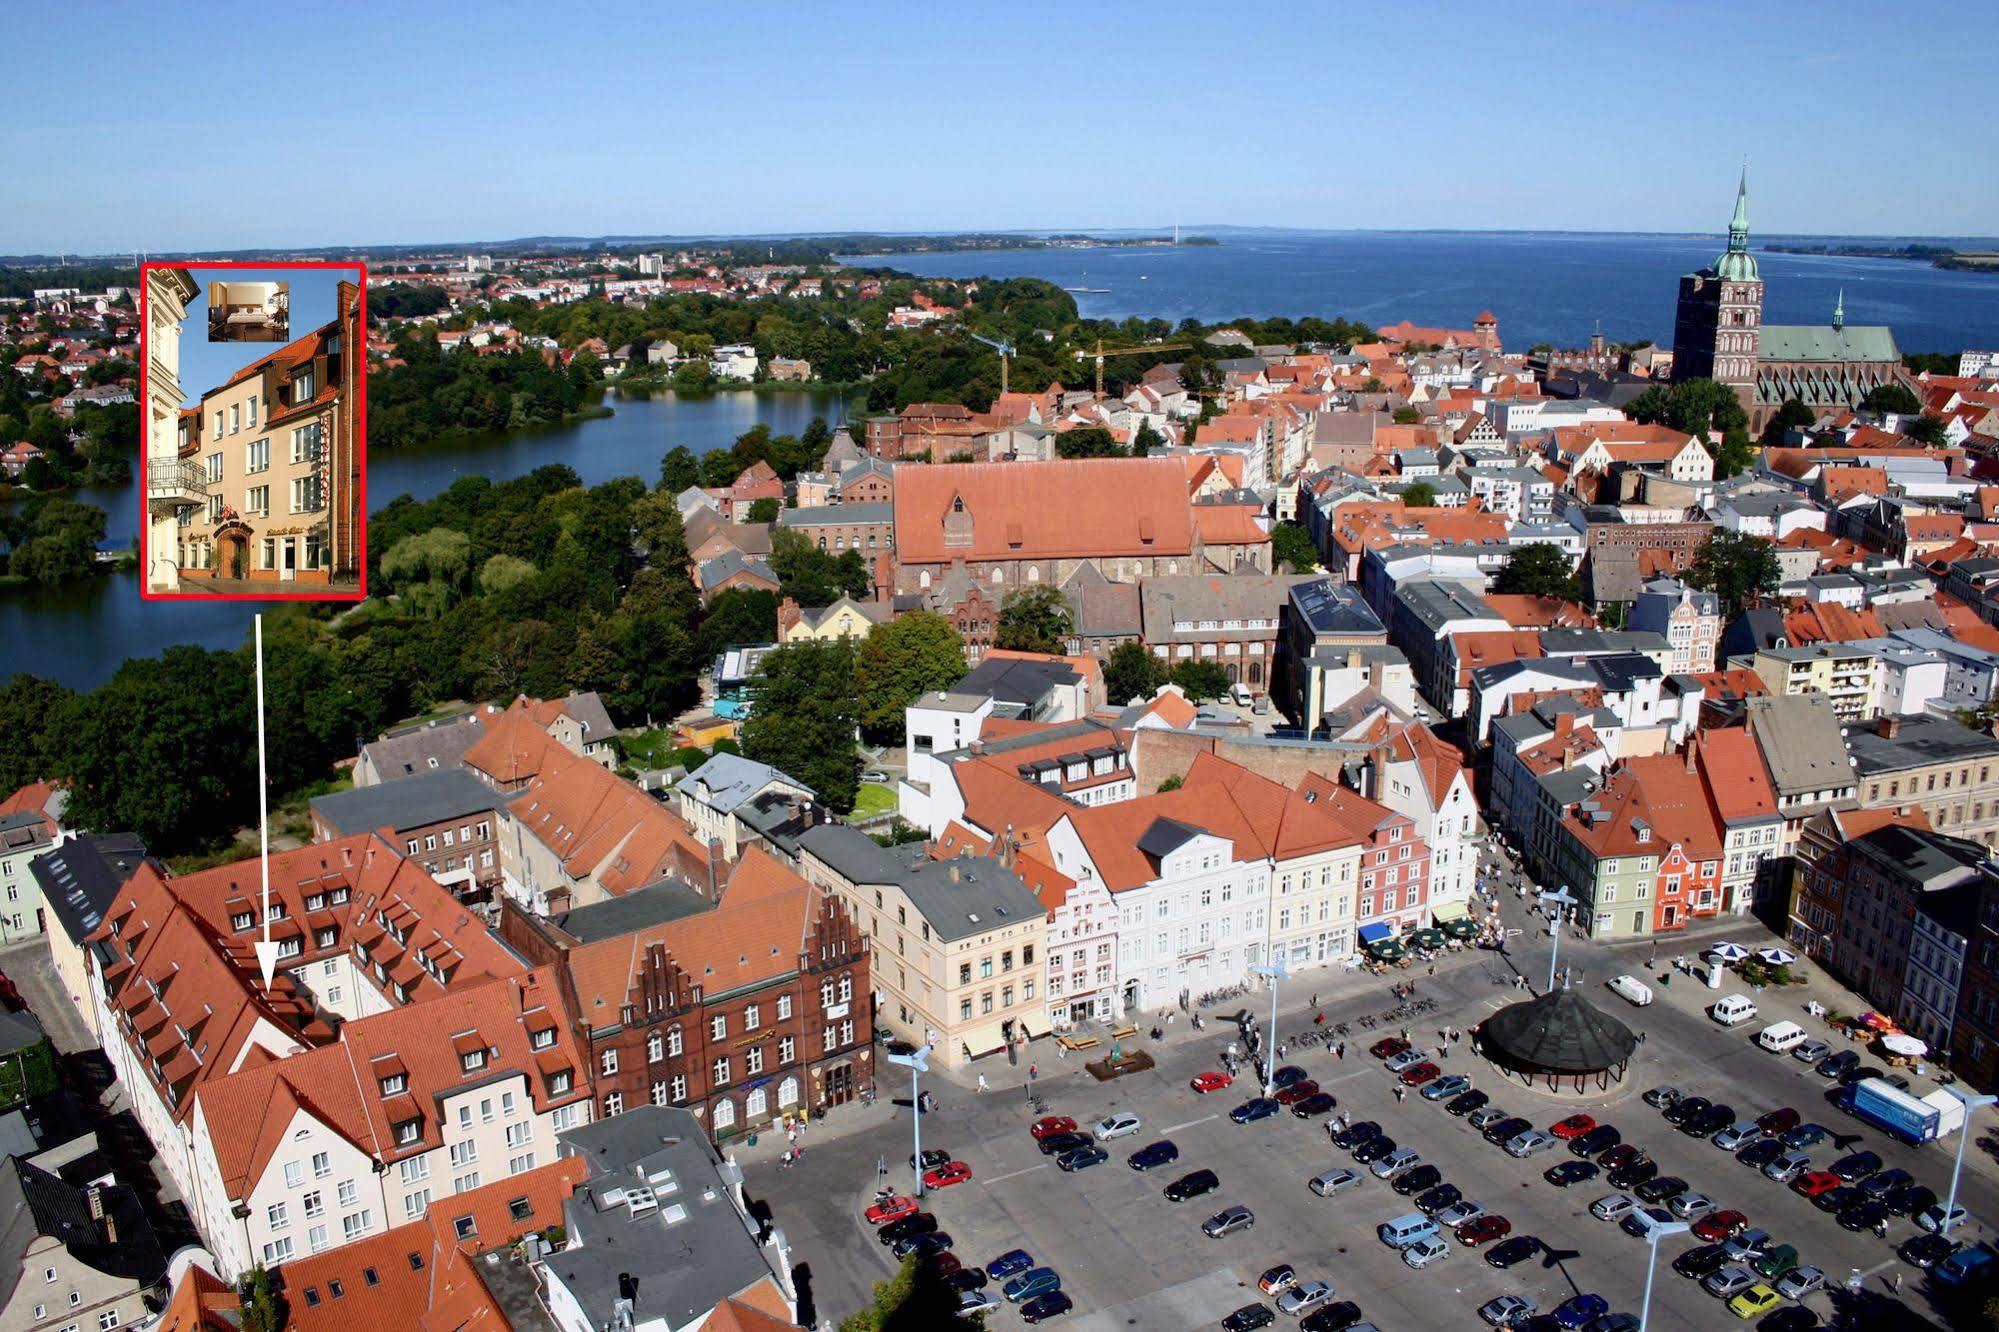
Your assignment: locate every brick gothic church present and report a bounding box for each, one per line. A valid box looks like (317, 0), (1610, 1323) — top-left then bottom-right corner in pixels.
(1673, 172), (1905, 434)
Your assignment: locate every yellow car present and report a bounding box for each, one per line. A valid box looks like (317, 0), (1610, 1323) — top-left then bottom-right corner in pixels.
(1729, 1284), (1783, 1319)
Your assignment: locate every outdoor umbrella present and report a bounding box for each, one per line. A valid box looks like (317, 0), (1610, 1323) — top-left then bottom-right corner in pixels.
(1707, 942), (1751, 962)
(1755, 947), (1798, 966)
(1411, 928), (1446, 950)
(1882, 1033), (1928, 1058)
(1368, 938), (1407, 961)
(1443, 918), (1480, 941)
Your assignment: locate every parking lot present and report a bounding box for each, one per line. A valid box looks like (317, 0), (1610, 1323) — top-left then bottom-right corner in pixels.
(753, 914), (1996, 1330)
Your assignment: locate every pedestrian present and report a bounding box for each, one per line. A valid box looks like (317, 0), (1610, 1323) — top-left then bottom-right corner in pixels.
(1336, 1041), (1345, 1059)
(1427, 964), (1436, 977)
(1890, 1272), (1902, 1295)
(1057, 1043), (1067, 1060)
(1029, 1063), (1038, 1082)
(1311, 993), (1319, 1008)
(1394, 1085), (1406, 1102)
(977, 1074), (989, 1093)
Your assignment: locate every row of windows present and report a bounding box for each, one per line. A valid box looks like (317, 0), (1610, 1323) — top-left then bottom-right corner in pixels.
(405, 822), (492, 855)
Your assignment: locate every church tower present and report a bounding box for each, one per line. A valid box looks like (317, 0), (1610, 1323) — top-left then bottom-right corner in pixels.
(1671, 170), (1763, 416)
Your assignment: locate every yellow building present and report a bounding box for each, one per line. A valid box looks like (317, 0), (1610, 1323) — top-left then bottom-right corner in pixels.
(778, 595), (880, 643)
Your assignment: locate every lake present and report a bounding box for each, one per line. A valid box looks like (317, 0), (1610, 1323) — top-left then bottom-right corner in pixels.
(852, 228), (1999, 354)
(0, 387), (855, 690)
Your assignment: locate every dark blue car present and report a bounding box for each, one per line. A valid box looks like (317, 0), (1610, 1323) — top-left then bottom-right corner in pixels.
(1231, 1097), (1281, 1124)
(988, 1249), (1034, 1279)
(1271, 1065), (1310, 1088)
(1552, 1293), (1608, 1329)
(1128, 1139), (1180, 1171)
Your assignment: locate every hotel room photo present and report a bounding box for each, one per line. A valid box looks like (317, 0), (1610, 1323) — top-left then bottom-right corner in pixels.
(206, 280), (290, 343)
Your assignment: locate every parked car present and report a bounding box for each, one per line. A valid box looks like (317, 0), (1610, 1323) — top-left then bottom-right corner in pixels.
(1838, 1064), (1886, 1088)
(1722, 1229), (1775, 1263)
(1642, 1085), (1684, 1109)
(1756, 1107), (1802, 1136)
(1275, 1280), (1335, 1316)
(1165, 1168), (1220, 1202)
(866, 1195), (919, 1226)
(1057, 1143), (1109, 1173)
(1885, 1184), (1938, 1218)
(1609, 1158), (1661, 1189)
(923, 1160), (974, 1189)
(1916, 1202), (1971, 1234)
(1727, 1286), (1783, 1320)
(1191, 1071), (1235, 1094)
(1673, 1244), (1731, 1279)
(893, 1230), (953, 1258)
(1791, 1039), (1832, 1065)
(1370, 1037), (1412, 1060)
(1271, 1065), (1310, 1089)
(1621, 1207), (1677, 1240)
(1781, 1123), (1828, 1150)
(1702, 1265), (1760, 1299)
(1774, 1266), (1825, 1299)
(1331, 1120), (1380, 1150)
(1128, 1140), (1180, 1171)
(1737, 1140), (1786, 1171)
(1900, 1233), (1960, 1269)
(1758, 1310), (1822, 1332)
(1667, 1190), (1717, 1221)
(1447, 1089), (1491, 1117)
(1436, 1199), (1488, 1228)
(1384, 1047), (1431, 1074)
(1790, 1170), (1841, 1200)
(1021, 1291), (1073, 1324)
(1402, 1234), (1451, 1268)
(1859, 1167), (1914, 1200)
(1692, 1209), (1750, 1242)
(1415, 1182), (1463, 1215)
(1468, 1105), (1513, 1132)
(1571, 1125), (1622, 1157)
(1392, 1164), (1444, 1197)
(1545, 1161), (1600, 1187)
(1664, 1096), (1712, 1126)
(1231, 1098), (1281, 1124)
(1551, 1293), (1610, 1329)
(1030, 1116), (1079, 1141)
(1398, 1062), (1442, 1087)
(1484, 1117), (1533, 1146)
(1222, 1305), (1276, 1332)
(1831, 1151), (1882, 1183)
(958, 1289), (1002, 1317)
(988, 1249), (1035, 1279)
(1814, 1050), (1859, 1079)
(1683, 1105), (1735, 1137)
(1480, 1295), (1538, 1329)
(1371, 1148), (1422, 1179)
(1308, 1168), (1362, 1198)
(1634, 1175), (1690, 1204)
(911, 1148), (953, 1170)
(1591, 1193), (1639, 1222)
(1257, 1264), (1297, 1295)
(1485, 1235), (1546, 1269)
(1038, 1131), (1094, 1157)
(1094, 1112), (1142, 1140)
(1550, 1114), (1598, 1139)
(1814, 1186), (1863, 1215)
(1300, 1303), (1365, 1332)
(1291, 1092), (1338, 1118)
(1422, 1074), (1472, 1101)
(1352, 1135), (1396, 1164)
(1599, 1144), (1644, 1171)
(1457, 1215), (1513, 1246)
(1713, 1122), (1764, 1152)
(878, 1213), (938, 1245)
(945, 1267), (989, 1293)
(1751, 1244), (1799, 1279)
(1202, 1205), (1255, 1238)
(1762, 1150), (1811, 1184)
(1274, 1079), (1322, 1105)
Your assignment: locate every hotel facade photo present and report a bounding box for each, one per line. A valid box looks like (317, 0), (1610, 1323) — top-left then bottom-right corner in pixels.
(144, 267), (365, 594)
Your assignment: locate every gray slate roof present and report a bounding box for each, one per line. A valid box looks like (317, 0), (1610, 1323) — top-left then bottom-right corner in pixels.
(309, 769), (505, 836)
(899, 855), (1044, 943)
(683, 753), (812, 813)
(777, 502), (892, 528)
(1843, 715), (1999, 776)
(1481, 987), (1638, 1073)
(30, 833), (150, 951)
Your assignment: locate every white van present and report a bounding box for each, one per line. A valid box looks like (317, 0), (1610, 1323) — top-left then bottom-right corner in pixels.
(1378, 1212), (1439, 1249)
(1757, 1021), (1807, 1054)
(1230, 683), (1254, 707)
(1607, 975), (1654, 1007)
(1710, 994), (1759, 1027)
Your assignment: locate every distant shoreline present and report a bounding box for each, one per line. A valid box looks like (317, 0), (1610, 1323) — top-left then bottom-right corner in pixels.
(1762, 242), (1999, 274)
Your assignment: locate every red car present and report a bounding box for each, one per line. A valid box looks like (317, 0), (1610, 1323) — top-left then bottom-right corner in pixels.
(1398, 1062), (1442, 1086)
(1456, 1215), (1513, 1246)
(1791, 1170), (1842, 1200)
(922, 1161), (974, 1190)
(1756, 1107), (1801, 1136)
(1692, 1209), (1749, 1242)
(1274, 1080), (1322, 1105)
(931, 1252), (963, 1277)
(1550, 1113), (1597, 1140)
(1370, 1037), (1411, 1060)
(865, 1194), (919, 1226)
(1030, 1116), (1078, 1141)
(1190, 1071), (1234, 1094)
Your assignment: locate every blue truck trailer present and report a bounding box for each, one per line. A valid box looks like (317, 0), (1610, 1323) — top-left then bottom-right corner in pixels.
(1840, 1077), (1944, 1144)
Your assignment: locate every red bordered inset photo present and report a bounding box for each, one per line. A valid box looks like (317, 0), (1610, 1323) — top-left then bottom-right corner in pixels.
(139, 260), (366, 600)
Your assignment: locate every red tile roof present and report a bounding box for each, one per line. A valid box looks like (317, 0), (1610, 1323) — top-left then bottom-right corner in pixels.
(893, 459), (1195, 563)
(509, 745), (712, 896)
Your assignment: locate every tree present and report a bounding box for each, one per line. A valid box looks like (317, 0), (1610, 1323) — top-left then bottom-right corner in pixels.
(659, 444), (702, 492)
(855, 612), (967, 743)
(1624, 376), (1753, 478)
(1270, 523), (1320, 574)
(239, 1265), (285, 1332)
(1157, 774), (1184, 793)
(1170, 660), (1231, 702)
(1054, 426), (1124, 459)
(698, 587), (778, 657)
(1686, 529), (1781, 618)
(630, 488), (690, 566)
(1492, 543), (1580, 601)
(380, 527), (472, 617)
(0, 674), (74, 793)
(1861, 382), (1921, 416)
(1760, 398), (1815, 445)
(1134, 420), (1166, 453)
(1104, 641), (1168, 706)
(746, 497), (781, 524)
(769, 527), (871, 605)
(837, 1254), (980, 1332)
(478, 553), (537, 596)
(1391, 406), (1421, 425)
(1401, 481), (1437, 509)
(7, 496), (105, 584)
(995, 586), (1074, 655)
(1906, 414), (1949, 447)
(741, 640), (861, 812)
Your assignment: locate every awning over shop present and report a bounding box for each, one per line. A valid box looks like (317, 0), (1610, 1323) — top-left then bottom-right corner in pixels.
(956, 1021), (1010, 1058)
(1432, 900), (1470, 923)
(1358, 922), (1394, 945)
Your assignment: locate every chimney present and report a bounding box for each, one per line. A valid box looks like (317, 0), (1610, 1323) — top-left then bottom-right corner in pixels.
(1879, 716), (1901, 740)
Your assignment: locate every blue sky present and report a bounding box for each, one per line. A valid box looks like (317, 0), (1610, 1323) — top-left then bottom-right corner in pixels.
(177, 268), (356, 409)
(6, 3), (1993, 253)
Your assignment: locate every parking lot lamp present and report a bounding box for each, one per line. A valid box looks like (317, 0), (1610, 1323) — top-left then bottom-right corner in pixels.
(884, 1042), (932, 1197)
(1537, 886), (1577, 994)
(1638, 1218), (1690, 1332)
(1252, 956), (1291, 1095)
(1941, 1086), (1997, 1240)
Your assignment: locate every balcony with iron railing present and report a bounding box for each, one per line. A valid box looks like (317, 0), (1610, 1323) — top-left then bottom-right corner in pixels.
(146, 457), (209, 515)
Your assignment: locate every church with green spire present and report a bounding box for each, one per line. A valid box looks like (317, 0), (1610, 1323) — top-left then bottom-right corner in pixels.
(1671, 171), (1906, 433)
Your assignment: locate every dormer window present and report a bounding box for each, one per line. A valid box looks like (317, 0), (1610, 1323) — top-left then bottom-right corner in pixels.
(230, 911), (255, 932)
(460, 1049), (487, 1074)
(394, 1118), (421, 1145)
(548, 1070), (572, 1095)
(380, 1073), (408, 1096)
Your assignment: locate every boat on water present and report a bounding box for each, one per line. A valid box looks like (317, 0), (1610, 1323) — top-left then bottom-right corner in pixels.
(1064, 286), (1110, 293)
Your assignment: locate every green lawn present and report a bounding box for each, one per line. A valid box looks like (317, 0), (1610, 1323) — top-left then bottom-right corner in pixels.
(852, 782), (897, 818)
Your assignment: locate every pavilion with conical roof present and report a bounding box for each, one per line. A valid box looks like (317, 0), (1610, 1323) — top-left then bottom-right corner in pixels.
(1475, 985), (1639, 1093)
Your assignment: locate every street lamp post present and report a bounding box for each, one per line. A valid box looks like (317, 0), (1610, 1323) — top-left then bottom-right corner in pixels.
(1638, 1219), (1691, 1332)
(1538, 886), (1578, 994)
(1940, 1086), (1997, 1242)
(884, 1043), (933, 1198)
(1252, 956), (1291, 1096)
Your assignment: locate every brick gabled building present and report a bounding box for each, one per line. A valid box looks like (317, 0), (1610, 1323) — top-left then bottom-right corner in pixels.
(500, 845), (871, 1142)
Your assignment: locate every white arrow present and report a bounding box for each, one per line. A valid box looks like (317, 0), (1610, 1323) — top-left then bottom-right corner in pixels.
(252, 613), (281, 990)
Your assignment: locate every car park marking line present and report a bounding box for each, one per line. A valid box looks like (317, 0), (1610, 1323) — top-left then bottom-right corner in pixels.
(1163, 1113), (1218, 1133)
(983, 1162), (1051, 1185)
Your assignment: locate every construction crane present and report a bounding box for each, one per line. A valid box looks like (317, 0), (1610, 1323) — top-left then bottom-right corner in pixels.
(1075, 338), (1197, 400)
(968, 331), (1015, 394)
